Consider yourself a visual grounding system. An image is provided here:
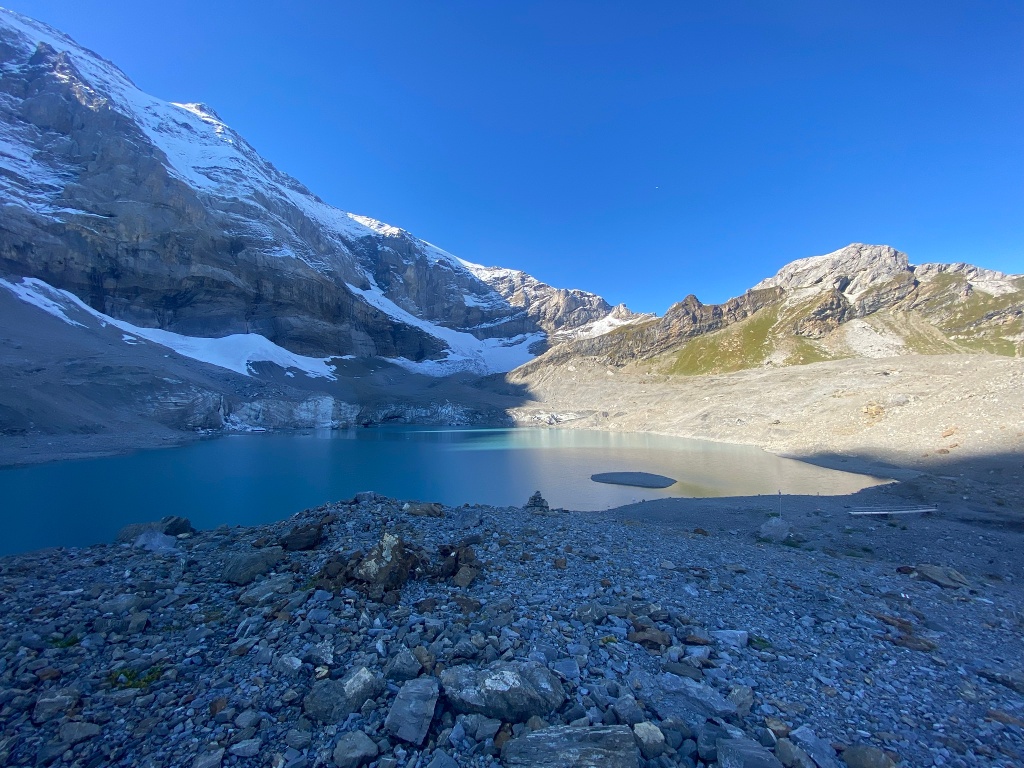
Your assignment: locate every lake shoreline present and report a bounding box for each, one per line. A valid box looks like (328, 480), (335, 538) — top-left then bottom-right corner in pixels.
(0, 490), (1021, 767)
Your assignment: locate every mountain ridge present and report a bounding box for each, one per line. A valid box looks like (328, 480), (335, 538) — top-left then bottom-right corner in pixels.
(0, 7), (634, 377)
(0, 7), (1022, 466)
(517, 243), (1022, 376)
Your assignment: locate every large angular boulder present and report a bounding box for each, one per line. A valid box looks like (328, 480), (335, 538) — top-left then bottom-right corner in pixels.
(222, 547), (284, 585)
(352, 533), (419, 595)
(789, 726), (842, 768)
(639, 672), (738, 726)
(717, 737), (784, 768)
(303, 667), (385, 723)
(502, 725), (639, 767)
(279, 524), (323, 551)
(440, 661), (565, 723)
(332, 730), (378, 768)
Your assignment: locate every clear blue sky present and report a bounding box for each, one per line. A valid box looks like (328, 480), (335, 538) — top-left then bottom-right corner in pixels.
(6, 1), (1023, 313)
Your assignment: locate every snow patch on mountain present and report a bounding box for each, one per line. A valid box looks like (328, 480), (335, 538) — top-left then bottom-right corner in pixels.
(0, 277), (85, 327)
(0, 276), (337, 379)
(345, 280), (542, 375)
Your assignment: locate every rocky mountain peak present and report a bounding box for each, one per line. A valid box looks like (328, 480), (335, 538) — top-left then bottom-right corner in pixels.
(753, 243), (910, 301)
(0, 7), (638, 378)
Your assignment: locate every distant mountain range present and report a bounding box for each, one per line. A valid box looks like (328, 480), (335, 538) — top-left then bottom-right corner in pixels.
(524, 243), (1022, 375)
(0, 8), (1020, 448)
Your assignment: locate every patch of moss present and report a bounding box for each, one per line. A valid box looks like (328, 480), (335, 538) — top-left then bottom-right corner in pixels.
(108, 665), (163, 689)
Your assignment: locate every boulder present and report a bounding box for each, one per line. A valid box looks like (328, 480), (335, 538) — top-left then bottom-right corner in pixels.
(192, 749), (225, 768)
(632, 722), (666, 759)
(304, 667), (385, 723)
(759, 517), (792, 543)
(404, 501), (445, 517)
(914, 564), (970, 589)
(775, 738), (816, 768)
(384, 647), (423, 682)
(160, 515), (195, 536)
(385, 677), (439, 745)
(222, 547), (284, 585)
(841, 745), (896, 768)
(133, 530), (179, 553)
(789, 726), (842, 768)
(502, 724), (640, 767)
(352, 532), (419, 594)
(58, 721), (100, 745)
(280, 524), (323, 551)
(717, 737), (784, 768)
(641, 672), (738, 725)
(627, 627), (671, 650)
(116, 515), (194, 543)
(32, 688), (80, 724)
(332, 730), (378, 768)
(712, 630), (749, 648)
(441, 660), (566, 723)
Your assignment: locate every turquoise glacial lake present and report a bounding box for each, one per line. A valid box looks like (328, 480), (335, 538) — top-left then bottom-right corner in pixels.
(0, 427), (883, 555)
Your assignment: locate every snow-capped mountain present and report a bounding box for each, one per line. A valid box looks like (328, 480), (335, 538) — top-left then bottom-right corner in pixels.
(0, 8), (633, 377)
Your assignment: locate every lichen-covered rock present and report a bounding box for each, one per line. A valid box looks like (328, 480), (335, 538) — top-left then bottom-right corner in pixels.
(303, 667), (385, 723)
(441, 661), (565, 723)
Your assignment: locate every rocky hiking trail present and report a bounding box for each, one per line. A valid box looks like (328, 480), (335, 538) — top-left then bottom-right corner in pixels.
(1, 493), (1023, 768)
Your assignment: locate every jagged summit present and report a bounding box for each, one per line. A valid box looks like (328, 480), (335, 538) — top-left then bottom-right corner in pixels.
(518, 242), (1022, 374)
(754, 243), (909, 301)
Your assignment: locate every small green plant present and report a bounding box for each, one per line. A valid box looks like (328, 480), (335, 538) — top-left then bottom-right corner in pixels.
(108, 666), (163, 689)
(749, 635), (772, 650)
(52, 634), (80, 649)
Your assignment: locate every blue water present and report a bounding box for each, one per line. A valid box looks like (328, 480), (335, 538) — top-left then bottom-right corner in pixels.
(0, 427), (882, 554)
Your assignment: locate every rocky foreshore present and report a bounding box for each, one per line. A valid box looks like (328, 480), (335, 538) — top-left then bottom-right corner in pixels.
(1, 494), (1023, 768)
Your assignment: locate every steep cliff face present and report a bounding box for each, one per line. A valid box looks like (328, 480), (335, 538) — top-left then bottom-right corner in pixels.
(0, 10), (633, 374)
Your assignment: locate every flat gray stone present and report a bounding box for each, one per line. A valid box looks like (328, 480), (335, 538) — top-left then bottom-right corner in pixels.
(591, 472), (676, 488)
(915, 564), (969, 589)
(58, 721), (100, 745)
(841, 745), (896, 768)
(385, 677), (439, 745)
(133, 529), (179, 553)
(32, 689), (80, 724)
(717, 737), (784, 768)
(229, 738), (261, 757)
(712, 630), (749, 648)
(332, 730), (378, 768)
(192, 749), (225, 768)
(789, 725), (842, 768)
(642, 672), (738, 725)
(502, 724), (640, 767)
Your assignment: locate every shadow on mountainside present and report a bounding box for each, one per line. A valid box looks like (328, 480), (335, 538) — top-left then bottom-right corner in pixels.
(0, 289), (538, 467)
(608, 448), (1024, 582)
